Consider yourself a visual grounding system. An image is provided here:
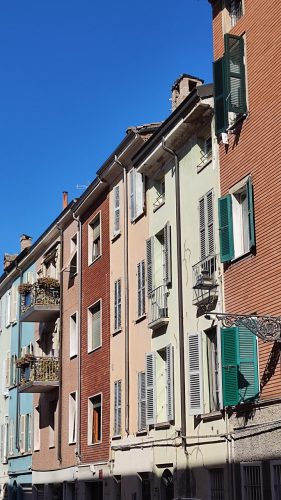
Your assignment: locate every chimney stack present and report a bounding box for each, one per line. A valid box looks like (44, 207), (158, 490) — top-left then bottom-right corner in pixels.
(62, 191), (68, 209)
(20, 234), (32, 252)
(4, 254), (17, 271)
(171, 74), (204, 112)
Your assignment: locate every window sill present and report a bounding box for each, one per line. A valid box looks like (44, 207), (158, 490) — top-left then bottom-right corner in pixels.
(88, 254), (102, 267)
(112, 232), (121, 243)
(113, 328), (122, 336)
(230, 250), (253, 265)
(87, 344), (102, 355)
(135, 314), (146, 324)
(70, 353), (78, 360)
(131, 211), (145, 225)
(197, 158), (212, 174)
(154, 422), (171, 430)
(135, 430), (148, 437)
(68, 441), (76, 446)
(88, 441), (102, 447)
(202, 411), (223, 422)
(111, 434), (122, 441)
(153, 200), (165, 213)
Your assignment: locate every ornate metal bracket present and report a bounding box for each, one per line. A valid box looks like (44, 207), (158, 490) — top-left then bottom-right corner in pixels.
(214, 313), (281, 343)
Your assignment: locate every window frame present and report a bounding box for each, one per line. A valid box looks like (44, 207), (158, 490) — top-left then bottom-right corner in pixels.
(114, 279), (122, 333)
(69, 311), (78, 359)
(137, 260), (146, 319)
(241, 462), (263, 500)
(33, 406), (40, 452)
(88, 393), (102, 445)
(88, 212), (102, 266)
(87, 299), (102, 353)
(68, 391), (77, 444)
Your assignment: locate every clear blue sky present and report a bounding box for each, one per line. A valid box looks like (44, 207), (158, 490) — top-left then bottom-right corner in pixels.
(0, 0), (213, 263)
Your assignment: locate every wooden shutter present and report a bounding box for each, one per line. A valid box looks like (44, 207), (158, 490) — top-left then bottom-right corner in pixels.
(166, 344), (174, 421)
(224, 34), (247, 114)
(0, 424), (4, 462)
(5, 352), (10, 389)
(130, 169), (135, 221)
(2, 359), (7, 396)
(238, 326), (259, 402)
(135, 171), (144, 218)
(246, 177), (256, 250)
(20, 414), (26, 453)
(221, 327), (239, 406)
(9, 419), (14, 455)
(114, 381), (121, 435)
(188, 333), (203, 415)
(138, 372), (146, 431)
(213, 57), (228, 134)
(137, 261), (146, 317)
(146, 238), (154, 295)
(164, 223), (172, 287)
(114, 280), (121, 331)
(199, 197), (206, 259)
(5, 292), (11, 327)
(146, 352), (156, 425)
(113, 185), (121, 236)
(207, 191), (214, 255)
(218, 194), (234, 262)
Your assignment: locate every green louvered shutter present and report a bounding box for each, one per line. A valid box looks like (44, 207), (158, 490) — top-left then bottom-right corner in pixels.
(224, 34), (247, 114)
(246, 177), (256, 250)
(221, 327), (239, 406)
(213, 57), (228, 134)
(218, 195), (234, 262)
(238, 326), (259, 403)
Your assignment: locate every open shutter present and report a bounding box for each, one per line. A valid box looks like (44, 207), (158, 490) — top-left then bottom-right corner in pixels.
(2, 359), (7, 396)
(207, 191), (214, 255)
(199, 197), (206, 259)
(146, 352), (156, 425)
(246, 177), (255, 250)
(5, 352), (10, 389)
(113, 185), (121, 236)
(137, 262), (146, 318)
(5, 292), (11, 327)
(138, 372), (146, 431)
(224, 34), (247, 114)
(218, 195), (234, 262)
(0, 300), (2, 332)
(164, 223), (172, 287)
(135, 171), (144, 218)
(10, 286), (17, 324)
(130, 169), (135, 221)
(188, 333), (203, 415)
(238, 326), (259, 403)
(166, 344), (174, 421)
(213, 57), (228, 134)
(114, 380), (121, 435)
(3, 419), (8, 463)
(20, 415), (26, 453)
(9, 420), (14, 455)
(221, 327), (239, 406)
(146, 238), (154, 295)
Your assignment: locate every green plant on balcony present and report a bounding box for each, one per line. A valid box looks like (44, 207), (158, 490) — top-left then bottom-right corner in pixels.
(16, 354), (35, 368)
(18, 283), (33, 295)
(37, 277), (60, 289)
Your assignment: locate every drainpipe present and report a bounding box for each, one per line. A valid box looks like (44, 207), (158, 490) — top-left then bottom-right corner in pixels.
(114, 155), (130, 435)
(161, 138), (188, 487)
(72, 211), (82, 461)
(56, 224), (64, 463)
(15, 263), (23, 451)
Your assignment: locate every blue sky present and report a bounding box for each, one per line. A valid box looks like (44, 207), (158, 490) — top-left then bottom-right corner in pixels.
(0, 0), (213, 262)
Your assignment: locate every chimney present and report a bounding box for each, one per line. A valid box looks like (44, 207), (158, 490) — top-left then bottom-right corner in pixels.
(62, 191), (68, 209)
(20, 234), (32, 252)
(4, 254), (17, 271)
(171, 74), (204, 112)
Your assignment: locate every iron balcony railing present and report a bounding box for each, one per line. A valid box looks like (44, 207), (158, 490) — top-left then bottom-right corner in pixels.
(192, 254), (218, 306)
(19, 356), (59, 387)
(20, 282), (60, 315)
(148, 285), (168, 328)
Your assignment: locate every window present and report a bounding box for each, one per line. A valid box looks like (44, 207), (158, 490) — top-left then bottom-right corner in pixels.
(209, 468), (224, 500)
(271, 461), (281, 500)
(88, 394), (102, 444)
(137, 261), (146, 318)
(88, 213), (101, 265)
(114, 279), (121, 332)
(199, 191), (214, 260)
(198, 135), (212, 168)
(49, 400), (56, 448)
(33, 406), (40, 451)
(138, 372), (146, 431)
(241, 463), (263, 500)
(206, 329), (220, 413)
(130, 168), (144, 221)
(114, 380), (122, 435)
(113, 185), (121, 237)
(70, 312), (78, 358)
(213, 34), (247, 134)
(227, 0), (243, 27)
(153, 178), (165, 211)
(88, 300), (101, 352)
(145, 345), (174, 425)
(70, 233), (78, 279)
(69, 392), (77, 444)
(218, 177), (255, 262)
(20, 414), (31, 453)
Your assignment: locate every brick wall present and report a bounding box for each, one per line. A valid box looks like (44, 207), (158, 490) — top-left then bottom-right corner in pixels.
(212, 0), (281, 399)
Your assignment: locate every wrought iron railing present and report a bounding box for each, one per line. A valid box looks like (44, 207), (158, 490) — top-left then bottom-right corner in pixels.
(20, 282), (60, 315)
(148, 285), (168, 326)
(230, 0), (243, 26)
(153, 192), (165, 211)
(19, 356), (59, 386)
(192, 254), (218, 307)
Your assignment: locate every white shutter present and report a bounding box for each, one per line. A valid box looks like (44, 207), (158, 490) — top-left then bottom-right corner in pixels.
(0, 299), (2, 332)
(207, 191), (214, 255)
(113, 185), (121, 236)
(33, 407), (40, 451)
(138, 371), (146, 431)
(146, 238), (154, 295)
(137, 261), (145, 318)
(163, 223), (172, 286)
(146, 352), (156, 425)
(5, 292), (11, 327)
(135, 171), (144, 218)
(130, 169), (135, 221)
(9, 419), (14, 455)
(5, 352), (10, 389)
(10, 286), (17, 324)
(188, 332), (203, 415)
(114, 380), (121, 435)
(2, 359), (8, 396)
(0, 424), (4, 462)
(3, 419), (8, 463)
(199, 197), (206, 259)
(166, 344), (174, 421)
(27, 414), (32, 451)
(26, 272), (34, 284)
(114, 280), (121, 331)
(20, 414), (26, 453)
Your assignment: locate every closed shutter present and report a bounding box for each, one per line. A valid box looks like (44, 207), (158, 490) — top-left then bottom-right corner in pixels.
(224, 34), (247, 114)
(138, 372), (146, 431)
(199, 197), (206, 259)
(20, 414), (26, 453)
(238, 326), (259, 402)
(9, 419), (14, 455)
(27, 413), (32, 451)
(221, 327), (239, 406)
(130, 169), (135, 221)
(3, 419), (8, 463)
(218, 195), (234, 262)
(10, 286), (17, 324)
(114, 280), (121, 331)
(164, 223), (172, 286)
(188, 333), (203, 415)
(0, 300), (2, 332)
(113, 185), (121, 236)
(246, 177), (255, 250)
(114, 380), (121, 435)
(213, 57), (228, 134)
(146, 352), (156, 425)
(2, 359), (7, 396)
(146, 238), (154, 295)
(135, 171), (144, 218)
(207, 191), (214, 255)
(137, 261), (145, 317)
(5, 352), (10, 389)
(166, 344), (174, 421)
(0, 424), (4, 462)
(5, 292), (11, 327)
(26, 272), (34, 284)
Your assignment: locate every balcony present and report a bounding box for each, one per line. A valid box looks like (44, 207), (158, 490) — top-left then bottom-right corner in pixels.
(192, 254), (218, 311)
(19, 278), (60, 322)
(148, 285), (169, 329)
(17, 356), (59, 393)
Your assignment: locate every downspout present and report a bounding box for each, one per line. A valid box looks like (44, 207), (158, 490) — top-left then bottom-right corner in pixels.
(56, 224), (64, 463)
(72, 211), (82, 461)
(161, 138), (188, 483)
(15, 263), (23, 451)
(114, 155), (130, 435)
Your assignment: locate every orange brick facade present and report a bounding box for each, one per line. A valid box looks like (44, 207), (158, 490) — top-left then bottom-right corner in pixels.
(212, 0), (281, 400)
